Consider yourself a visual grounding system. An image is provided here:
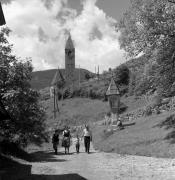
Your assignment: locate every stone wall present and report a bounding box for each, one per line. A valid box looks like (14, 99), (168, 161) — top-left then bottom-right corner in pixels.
(101, 96), (175, 125)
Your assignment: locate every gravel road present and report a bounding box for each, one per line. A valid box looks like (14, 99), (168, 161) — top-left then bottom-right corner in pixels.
(27, 140), (175, 180)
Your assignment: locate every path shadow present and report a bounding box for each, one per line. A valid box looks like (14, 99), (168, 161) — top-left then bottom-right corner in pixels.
(0, 140), (33, 162)
(26, 174), (87, 180)
(29, 151), (67, 162)
(79, 151), (97, 154)
(60, 152), (75, 155)
(0, 154), (32, 180)
(123, 122), (136, 127)
(154, 114), (175, 144)
(87, 152), (96, 154)
(0, 141), (67, 163)
(0, 155), (87, 180)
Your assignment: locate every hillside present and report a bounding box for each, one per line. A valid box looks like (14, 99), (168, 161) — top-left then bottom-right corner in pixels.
(125, 54), (148, 73)
(93, 111), (175, 158)
(39, 96), (175, 158)
(30, 53), (175, 158)
(31, 68), (94, 90)
(41, 97), (110, 129)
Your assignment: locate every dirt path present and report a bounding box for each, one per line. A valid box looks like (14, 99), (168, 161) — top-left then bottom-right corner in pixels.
(23, 140), (175, 180)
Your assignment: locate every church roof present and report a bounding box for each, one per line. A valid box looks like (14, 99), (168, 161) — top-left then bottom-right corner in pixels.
(106, 77), (120, 96)
(65, 34), (74, 49)
(51, 68), (64, 86)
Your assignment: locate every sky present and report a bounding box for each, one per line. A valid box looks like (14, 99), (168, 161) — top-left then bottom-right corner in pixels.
(2, 0), (131, 73)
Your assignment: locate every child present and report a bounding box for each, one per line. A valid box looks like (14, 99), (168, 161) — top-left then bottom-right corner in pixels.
(75, 135), (80, 153)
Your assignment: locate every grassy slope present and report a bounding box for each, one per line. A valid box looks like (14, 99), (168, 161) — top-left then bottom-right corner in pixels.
(121, 96), (146, 113)
(42, 96), (175, 158)
(40, 96), (175, 158)
(31, 68), (94, 90)
(92, 111), (175, 158)
(41, 97), (110, 129)
(41, 95), (146, 129)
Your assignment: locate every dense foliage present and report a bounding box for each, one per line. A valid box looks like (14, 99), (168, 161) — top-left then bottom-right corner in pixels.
(118, 0), (175, 97)
(0, 28), (48, 146)
(114, 65), (130, 86)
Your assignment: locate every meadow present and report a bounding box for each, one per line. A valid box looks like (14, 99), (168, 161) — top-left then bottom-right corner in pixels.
(40, 95), (175, 158)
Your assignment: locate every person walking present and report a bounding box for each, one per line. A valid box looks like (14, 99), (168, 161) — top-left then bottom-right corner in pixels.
(75, 134), (80, 153)
(62, 126), (71, 154)
(52, 130), (59, 155)
(82, 125), (92, 154)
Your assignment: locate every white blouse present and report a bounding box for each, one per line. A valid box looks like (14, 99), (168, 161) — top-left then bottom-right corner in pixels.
(83, 128), (91, 137)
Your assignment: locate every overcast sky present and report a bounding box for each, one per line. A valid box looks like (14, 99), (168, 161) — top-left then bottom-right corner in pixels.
(2, 0), (130, 72)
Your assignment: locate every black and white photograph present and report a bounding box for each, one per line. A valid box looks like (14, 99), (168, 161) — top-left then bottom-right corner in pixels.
(1, 0), (175, 179)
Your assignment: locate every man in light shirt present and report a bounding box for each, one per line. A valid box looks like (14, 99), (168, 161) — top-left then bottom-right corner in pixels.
(82, 125), (92, 153)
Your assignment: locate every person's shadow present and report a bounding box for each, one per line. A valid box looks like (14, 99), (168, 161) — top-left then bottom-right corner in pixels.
(29, 151), (67, 162)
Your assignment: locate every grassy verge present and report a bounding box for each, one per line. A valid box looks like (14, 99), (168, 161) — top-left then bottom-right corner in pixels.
(42, 97), (110, 128)
(92, 111), (175, 158)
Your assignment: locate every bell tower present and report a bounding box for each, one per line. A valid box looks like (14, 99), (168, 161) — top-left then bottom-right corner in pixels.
(65, 34), (75, 85)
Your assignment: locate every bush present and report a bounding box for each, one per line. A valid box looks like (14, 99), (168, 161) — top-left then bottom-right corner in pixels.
(103, 129), (114, 139)
(152, 95), (162, 107)
(119, 102), (128, 114)
(114, 65), (130, 85)
(62, 87), (72, 99)
(144, 105), (152, 116)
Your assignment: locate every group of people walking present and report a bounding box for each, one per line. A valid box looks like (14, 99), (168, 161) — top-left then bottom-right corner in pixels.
(52, 125), (92, 155)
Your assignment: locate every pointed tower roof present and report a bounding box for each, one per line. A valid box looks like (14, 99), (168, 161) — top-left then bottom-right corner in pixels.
(106, 77), (120, 96)
(51, 68), (64, 86)
(65, 34), (74, 49)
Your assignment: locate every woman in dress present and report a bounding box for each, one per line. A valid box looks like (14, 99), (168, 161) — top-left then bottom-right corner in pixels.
(62, 126), (71, 154)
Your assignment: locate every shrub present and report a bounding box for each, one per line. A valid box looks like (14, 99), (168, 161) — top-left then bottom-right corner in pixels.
(152, 95), (162, 107)
(103, 128), (114, 139)
(114, 65), (130, 85)
(119, 102), (128, 114)
(144, 105), (152, 116)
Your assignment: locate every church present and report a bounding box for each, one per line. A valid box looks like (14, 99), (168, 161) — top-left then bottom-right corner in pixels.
(51, 33), (75, 88)
(50, 34), (75, 112)
(65, 34), (75, 85)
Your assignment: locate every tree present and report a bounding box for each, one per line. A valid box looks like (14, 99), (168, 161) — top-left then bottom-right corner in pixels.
(0, 28), (48, 146)
(114, 65), (130, 85)
(118, 0), (175, 96)
(118, 0), (175, 57)
(168, 0), (175, 3)
(128, 72), (136, 95)
(85, 73), (91, 80)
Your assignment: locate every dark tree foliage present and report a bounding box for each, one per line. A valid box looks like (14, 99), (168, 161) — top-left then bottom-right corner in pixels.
(114, 65), (130, 85)
(128, 72), (136, 96)
(0, 28), (48, 146)
(117, 0), (175, 96)
(85, 73), (91, 80)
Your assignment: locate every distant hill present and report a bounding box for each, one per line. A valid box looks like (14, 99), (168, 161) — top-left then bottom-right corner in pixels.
(31, 68), (94, 90)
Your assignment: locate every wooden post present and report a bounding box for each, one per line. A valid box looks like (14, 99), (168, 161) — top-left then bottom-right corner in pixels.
(53, 88), (56, 119)
(98, 65), (99, 81)
(79, 65), (80, 88)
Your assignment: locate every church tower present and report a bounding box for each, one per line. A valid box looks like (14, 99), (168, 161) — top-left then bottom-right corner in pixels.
(65, 34), (75, 85)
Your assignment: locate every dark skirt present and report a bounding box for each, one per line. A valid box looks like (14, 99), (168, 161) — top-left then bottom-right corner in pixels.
(62, 137), (70, 147)
(53, 142), (58, 150)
